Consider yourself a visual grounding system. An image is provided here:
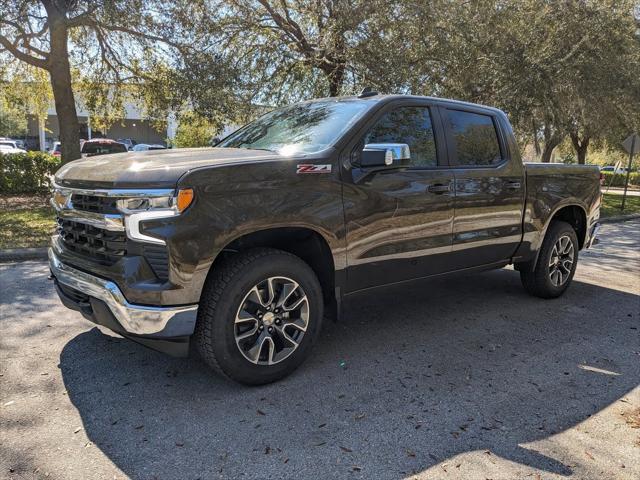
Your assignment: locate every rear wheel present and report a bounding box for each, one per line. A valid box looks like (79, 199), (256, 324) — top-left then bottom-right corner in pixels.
(195, 248), (323, 385)
(520, 221), (578, 298)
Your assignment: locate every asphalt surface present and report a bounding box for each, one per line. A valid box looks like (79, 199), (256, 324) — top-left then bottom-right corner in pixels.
(1, 221), (639, 480)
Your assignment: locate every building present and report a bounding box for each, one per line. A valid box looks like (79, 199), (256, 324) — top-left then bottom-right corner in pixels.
(23, 99), (177, 151)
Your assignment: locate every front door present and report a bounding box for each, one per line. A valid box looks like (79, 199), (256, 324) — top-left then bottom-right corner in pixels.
(342, 102), (456, 292)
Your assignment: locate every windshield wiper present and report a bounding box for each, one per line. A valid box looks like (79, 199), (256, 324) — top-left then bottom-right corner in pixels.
(245, 147), (276, 153)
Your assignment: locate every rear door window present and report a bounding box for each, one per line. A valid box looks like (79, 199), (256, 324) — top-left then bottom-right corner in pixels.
(446, 110), (502, 166)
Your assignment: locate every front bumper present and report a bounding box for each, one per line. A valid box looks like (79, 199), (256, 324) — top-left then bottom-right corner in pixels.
(49, 248), (198, 355)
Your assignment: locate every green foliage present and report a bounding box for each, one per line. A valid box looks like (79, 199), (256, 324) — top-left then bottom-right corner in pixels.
(601, 171), (640, 187)
(0, 94), (27, 137)
(601, 193), (640, 217)
(0, 151), (62, 194)
(173, 113), (217, 148)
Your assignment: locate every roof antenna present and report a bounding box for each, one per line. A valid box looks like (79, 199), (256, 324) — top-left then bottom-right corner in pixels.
(358, 87), (378, 98)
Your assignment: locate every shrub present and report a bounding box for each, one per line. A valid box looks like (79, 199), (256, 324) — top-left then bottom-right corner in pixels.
(0, 151), (62, 194)
(173, 112), (218, 148)
(601, 171), (640, 188)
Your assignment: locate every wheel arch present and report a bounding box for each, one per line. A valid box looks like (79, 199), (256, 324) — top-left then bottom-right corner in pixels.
(545, 203), (587, 249)
(523, 202), (587, 270)
(203, 226), (338, 312)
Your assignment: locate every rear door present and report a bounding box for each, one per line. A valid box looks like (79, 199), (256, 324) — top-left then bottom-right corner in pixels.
(342, 100), (456, 292)
(440, 106), (524, 268)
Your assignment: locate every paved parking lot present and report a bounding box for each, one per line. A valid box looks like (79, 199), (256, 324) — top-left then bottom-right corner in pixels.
(1, 221), (639, 480)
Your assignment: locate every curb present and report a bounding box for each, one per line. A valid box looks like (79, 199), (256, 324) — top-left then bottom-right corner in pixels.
(0, 247), (48, 263)
(599, 213), (640, 224)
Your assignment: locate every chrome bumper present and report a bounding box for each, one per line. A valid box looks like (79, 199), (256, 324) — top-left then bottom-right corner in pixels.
(48, 249), (198, 337)
(586, 222), (601, 248)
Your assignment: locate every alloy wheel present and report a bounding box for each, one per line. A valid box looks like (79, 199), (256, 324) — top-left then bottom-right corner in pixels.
(548, 235), (574, 287)
(234, 276), (309, 365)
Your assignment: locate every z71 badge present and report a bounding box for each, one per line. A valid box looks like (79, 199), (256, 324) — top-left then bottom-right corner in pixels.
(296, 164), (332, 174)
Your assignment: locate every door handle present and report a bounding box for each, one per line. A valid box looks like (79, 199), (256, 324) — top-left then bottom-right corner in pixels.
(506, 181), (521, 190)
(427, 183), (451, 194)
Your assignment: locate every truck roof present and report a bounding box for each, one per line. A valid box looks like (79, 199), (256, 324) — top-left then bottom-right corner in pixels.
(306, 93), (506, 116)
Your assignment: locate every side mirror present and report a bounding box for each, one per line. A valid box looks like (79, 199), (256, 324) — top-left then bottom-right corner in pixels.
(359, 143), (411, 167)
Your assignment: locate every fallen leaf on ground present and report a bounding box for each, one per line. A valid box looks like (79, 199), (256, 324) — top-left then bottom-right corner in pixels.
(256, 409), (266, 416)
(73, 427), (82, 433)
(339, 446), (353, 453)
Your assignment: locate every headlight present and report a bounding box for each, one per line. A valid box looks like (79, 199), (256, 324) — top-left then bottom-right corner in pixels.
(116, 188), (194, 214)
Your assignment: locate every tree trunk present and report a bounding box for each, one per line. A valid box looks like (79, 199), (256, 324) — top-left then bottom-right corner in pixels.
(570, 132), (590, 165)
(541, 142), (557, 163)
(532, 119), (541, 157)
(541, 123), (562, 163)
(323, 63), (345, 97)
(48, 15), (81, 163)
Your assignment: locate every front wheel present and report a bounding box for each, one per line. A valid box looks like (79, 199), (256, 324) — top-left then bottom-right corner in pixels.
(520, 221), (579, 299)
(195, 248), (323, 385)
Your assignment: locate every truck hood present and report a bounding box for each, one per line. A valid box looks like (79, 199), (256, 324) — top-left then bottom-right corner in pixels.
(54, 147), (280, 189)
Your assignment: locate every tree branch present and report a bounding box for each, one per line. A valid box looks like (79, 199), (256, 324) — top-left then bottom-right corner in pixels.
(0, 33), (49, 69)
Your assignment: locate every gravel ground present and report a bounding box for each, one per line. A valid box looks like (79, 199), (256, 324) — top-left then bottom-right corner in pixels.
(1, 221), (639, 480)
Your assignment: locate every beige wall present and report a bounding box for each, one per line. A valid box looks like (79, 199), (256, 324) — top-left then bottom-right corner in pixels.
(24, 115), (166, 150)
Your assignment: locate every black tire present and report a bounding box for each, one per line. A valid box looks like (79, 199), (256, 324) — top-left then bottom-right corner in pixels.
(520, 220), (579, 299)
(195, 248), (323, 385)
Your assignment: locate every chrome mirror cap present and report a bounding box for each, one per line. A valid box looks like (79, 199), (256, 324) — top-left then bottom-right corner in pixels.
(363, 143), (411, 165)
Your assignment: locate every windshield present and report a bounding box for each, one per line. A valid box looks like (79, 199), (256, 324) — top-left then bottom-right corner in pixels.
(81, 142), (127, 156)
(218, 100), (372, 155)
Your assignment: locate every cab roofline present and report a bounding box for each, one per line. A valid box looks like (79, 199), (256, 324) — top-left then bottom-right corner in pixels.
(303, 93), (505, 115)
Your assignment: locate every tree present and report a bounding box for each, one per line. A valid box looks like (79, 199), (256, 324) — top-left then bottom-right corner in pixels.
(0, 0), (203, 162)
(395, 0), (640, 163)
(173, 112), (220, 148)
(200, 0), (396, 103)
(0, 94), (27, 137)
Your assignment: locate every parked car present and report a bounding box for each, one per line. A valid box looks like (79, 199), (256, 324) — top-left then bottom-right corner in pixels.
(49, 93), (601, 385)
(0, 139), (27, 153)
(117, 138), (138, 150)
(50, 141), (62, 158)
(80, 139), (128, 157)
(600, 165), (629, 174)
(132, 143), (167, 151)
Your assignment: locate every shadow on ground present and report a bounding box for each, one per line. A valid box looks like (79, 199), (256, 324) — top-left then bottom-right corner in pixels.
(58, 269), (639, 479)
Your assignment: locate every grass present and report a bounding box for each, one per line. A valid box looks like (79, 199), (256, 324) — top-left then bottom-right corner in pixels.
(0, 206), (55, 249)
(601, 193), (640, 218)
(0, 192), (637, 250)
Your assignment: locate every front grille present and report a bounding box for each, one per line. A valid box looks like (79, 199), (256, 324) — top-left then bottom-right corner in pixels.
(143, 244), (169, 281)
(57, 218), (127, 265)
(71, 194), (119, 214)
